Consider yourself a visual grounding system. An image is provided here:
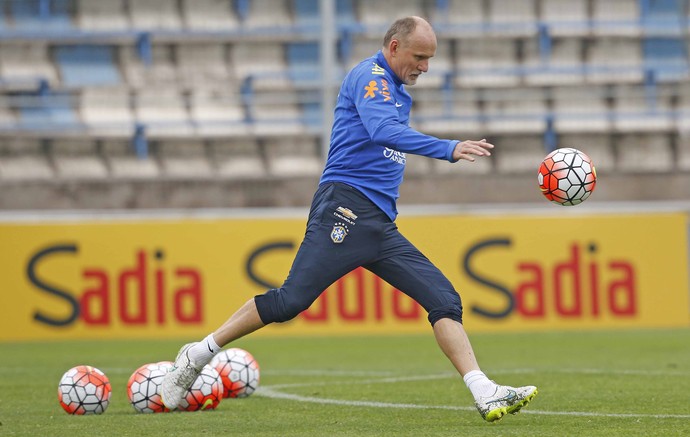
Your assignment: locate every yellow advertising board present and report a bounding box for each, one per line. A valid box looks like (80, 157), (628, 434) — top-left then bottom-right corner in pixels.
(0, 212), (688, 341)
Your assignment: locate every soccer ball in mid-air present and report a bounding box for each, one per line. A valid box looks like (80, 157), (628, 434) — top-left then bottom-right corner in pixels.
(58, 365), (112, 415)
(127, 361), (172, 413)
(210, 348), (260, 398)
(177, 364), (224, 411)
(538, 147), (597, 206)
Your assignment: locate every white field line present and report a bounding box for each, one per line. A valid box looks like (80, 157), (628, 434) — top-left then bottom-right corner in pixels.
(256, 371), (690, 420)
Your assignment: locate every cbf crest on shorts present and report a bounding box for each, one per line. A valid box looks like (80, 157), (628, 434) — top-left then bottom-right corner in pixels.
(330, 222), (349, 243)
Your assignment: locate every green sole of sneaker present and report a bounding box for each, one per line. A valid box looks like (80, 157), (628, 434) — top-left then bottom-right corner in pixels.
(485, 388), (539, 422)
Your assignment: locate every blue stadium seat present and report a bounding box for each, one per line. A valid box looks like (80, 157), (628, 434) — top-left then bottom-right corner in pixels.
(642, 38), (689, 81)
(286, 42), (320, 85)
(294, 0), (319, 28)
(18, 91), (79, 128)
(0, 2), (6, 29)
(293, 0), (357, 30)
(336, 0), (358, 28)
(10, 0), (74, 30)
(54, 45), (121, 87)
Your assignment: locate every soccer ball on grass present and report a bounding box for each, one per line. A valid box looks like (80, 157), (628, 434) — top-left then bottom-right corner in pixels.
(177, 364), (224, 411)
(58, 365), (112, 415)
(127, 361), (172, 413)
(210, 348), (260, 398)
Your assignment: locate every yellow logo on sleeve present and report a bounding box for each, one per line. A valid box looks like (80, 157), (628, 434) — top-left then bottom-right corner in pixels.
(371, 63), (385, 75)
(363, 80), (378, 98)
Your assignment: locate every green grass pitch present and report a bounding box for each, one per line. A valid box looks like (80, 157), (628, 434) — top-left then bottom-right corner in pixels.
(1, 329), (689, 437)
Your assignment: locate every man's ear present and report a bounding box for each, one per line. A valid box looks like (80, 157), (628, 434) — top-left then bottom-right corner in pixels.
(389, 39), (399, 56)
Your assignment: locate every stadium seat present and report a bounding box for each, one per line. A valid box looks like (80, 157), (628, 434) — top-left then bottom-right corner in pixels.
(494, 135), (546, 173)
(9, 0), (74, 30)
(435, 153), (492, 175)
(357, 0), (426, 30)
(343, 35), (382, 71)
(242, 0), (293, 29)
(403, 153), (433, 176)
(335, 0), (358, 28)
(539, 0), (589, 36)
(678, 134), (690, 171)
(77, 0), (129, 30)
(181, 0), (239, 30)
(642, 38), (690, 82)
(455, 39), (520, 87)
(428, 0), (484, 33)
(523, 38), (585, 86)
(591, 0), (641, 36)
(134, 88), (193, 137)
(412, 88), (483, 136)
(616, 134), (674, 172)
(177, 43), (232, 89)
(286, 42), (320, 86)
(293, 0), (319, 29)
(612, 84), (674, 132)
(0, 44), (59, 86)
(189, 89), (249, 137)
(483, 88), (548, 134)
(249, 91), (305, 136)
(129, 0), (182, 30)
(552, 85), (611, 133)
(51, 139), (109, 180)
(0, 137), (54, 180)
(120, 44), (179, 89)
(557, 133), (615, 172)
(102, 139), (161, 179)
(230, 42), (291, 90)
(0, 3), (6, 30)
(487, 0), (537, 36)
(157, 140), (213, 179)
(676, 84), (690, 134)
(209, 139), (267, 179)
(586, 38), (643, 84)
(79, 87), (134, 137)
(17, 91), (80, 129)
(54, 46), (122, 87)
(0, 102), (16, 127)
(264, 137), (322, 177)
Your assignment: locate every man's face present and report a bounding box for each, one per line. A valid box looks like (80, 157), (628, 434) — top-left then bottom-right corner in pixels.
(389, 27), (437, 85)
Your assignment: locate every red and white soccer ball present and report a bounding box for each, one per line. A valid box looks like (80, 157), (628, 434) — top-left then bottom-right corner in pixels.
(210, 348), (260, 398)
(58, 365), (112, 415)
(538, 147), (597, 206)
(177, 364), (224, 411)
(127, 361), (172, 413)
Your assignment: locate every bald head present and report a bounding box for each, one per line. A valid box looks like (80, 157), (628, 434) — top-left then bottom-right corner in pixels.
(382, 16), (437, 85)
(383, 16), (434, 48)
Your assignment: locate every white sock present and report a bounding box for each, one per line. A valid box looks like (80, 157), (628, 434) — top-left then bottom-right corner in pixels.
(187, 333), (222, 366)
(463, 370), (498, 400)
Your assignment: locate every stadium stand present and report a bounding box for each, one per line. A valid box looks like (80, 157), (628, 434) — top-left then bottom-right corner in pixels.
(0, 0), (689, 209)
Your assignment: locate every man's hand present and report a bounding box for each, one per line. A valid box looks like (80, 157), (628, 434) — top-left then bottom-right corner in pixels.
(452, 139), (494, 162)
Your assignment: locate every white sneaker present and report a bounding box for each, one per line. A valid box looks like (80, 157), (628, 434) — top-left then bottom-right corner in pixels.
(161, 343), (202, 410)
(475, 384), (538, 422)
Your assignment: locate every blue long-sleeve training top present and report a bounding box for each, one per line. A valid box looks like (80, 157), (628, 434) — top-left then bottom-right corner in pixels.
(320, 50), (459, 221)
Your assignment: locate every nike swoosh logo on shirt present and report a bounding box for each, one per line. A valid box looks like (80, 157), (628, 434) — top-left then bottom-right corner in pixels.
(395, 102), (403, 107)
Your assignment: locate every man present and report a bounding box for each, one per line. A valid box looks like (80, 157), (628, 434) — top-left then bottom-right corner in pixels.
(161, 16), (537, 422)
